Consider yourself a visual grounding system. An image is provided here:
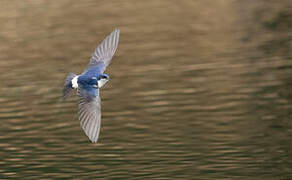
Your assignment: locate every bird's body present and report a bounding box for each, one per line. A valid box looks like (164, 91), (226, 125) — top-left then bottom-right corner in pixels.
(63, 29), (120, 143)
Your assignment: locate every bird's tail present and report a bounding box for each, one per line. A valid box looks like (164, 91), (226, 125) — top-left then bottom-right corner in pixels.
(63, 72), (76, 100)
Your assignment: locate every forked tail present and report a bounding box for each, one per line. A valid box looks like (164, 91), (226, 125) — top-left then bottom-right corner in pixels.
(63, 72), (76, 100)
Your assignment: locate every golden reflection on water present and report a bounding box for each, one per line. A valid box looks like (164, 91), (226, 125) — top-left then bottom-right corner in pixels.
(0, 0), (291, 179)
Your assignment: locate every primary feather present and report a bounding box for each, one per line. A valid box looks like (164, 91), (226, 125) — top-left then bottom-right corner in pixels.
(78, 87), (101, 143)
(88, 28), (120, 73)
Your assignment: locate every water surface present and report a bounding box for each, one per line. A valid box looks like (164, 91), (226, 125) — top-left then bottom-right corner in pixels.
(0, 0), (291, 179)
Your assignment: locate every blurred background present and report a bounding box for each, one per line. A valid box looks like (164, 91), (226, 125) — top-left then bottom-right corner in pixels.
(0, 0), (291, 179)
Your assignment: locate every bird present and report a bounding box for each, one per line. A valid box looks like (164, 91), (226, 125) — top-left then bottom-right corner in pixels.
(62, 29), (120, 143)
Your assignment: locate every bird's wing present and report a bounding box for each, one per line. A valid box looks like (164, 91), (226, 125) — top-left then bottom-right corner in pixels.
(87, 28), (120, 73)
(77, 86), (101, 143)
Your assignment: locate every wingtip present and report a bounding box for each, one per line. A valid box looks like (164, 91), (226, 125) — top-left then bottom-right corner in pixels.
(113, 28), (120, 35)
(88, 135), (99, 143)
(90, 139), (98, 143)
(84, 129), (99, 143)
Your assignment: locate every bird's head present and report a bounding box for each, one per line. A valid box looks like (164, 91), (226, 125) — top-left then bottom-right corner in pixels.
(98, 74), (109, 88)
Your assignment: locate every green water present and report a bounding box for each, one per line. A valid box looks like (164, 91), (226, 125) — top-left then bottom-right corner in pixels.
(0, 0), (291, 179)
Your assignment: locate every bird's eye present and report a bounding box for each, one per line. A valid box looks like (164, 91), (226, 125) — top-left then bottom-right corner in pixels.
(101, 75), (107, 79)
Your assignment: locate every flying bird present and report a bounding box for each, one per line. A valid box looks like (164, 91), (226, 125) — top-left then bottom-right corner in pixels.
(62, 29), (120, 143)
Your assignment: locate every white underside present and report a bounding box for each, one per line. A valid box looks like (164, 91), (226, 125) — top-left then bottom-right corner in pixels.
(72, 76), (79, 89)
(71, 75), (108, 89)
(98, 79), (108, 88)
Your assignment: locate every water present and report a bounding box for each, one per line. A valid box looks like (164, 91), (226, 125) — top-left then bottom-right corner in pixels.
(0, 0), (291, 179)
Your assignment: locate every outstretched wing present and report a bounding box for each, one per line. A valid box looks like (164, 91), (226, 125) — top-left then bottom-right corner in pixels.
(77, 87), (101, 143)
(88, 28), (120, 73)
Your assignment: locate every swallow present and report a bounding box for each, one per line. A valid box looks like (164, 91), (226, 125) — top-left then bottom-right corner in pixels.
(62, 29), (120, 143)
